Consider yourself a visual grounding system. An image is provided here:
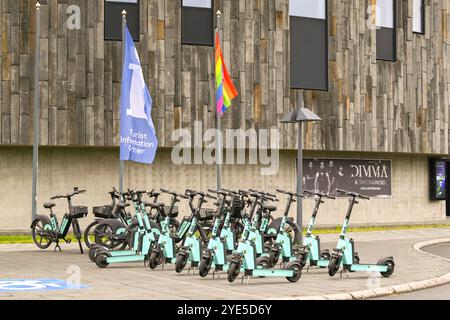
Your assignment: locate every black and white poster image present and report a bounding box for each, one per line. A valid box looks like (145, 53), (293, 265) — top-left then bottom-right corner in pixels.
(301, 159), (392, 198)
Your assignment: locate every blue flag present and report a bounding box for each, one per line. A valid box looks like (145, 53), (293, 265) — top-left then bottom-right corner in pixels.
(120, 27), (158, 164)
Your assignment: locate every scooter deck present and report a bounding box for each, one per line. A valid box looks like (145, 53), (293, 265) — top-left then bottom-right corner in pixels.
(350, 264), (388, 272)
(250, 269), (295, 277)
(107, 255), (146, 264)
(108, 250), (139, 257)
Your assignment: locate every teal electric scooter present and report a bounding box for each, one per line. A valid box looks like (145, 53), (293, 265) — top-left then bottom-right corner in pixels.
(148, 189), (201, 269)
(328, 189), (395, 278)
(92, 190), (161, 268)
(227, 194), (302, 283)
(175, 190), (209, 273)
(262, 189), (305, 268)
(198, 189), (241, 277)
(297, 190), (335, 269)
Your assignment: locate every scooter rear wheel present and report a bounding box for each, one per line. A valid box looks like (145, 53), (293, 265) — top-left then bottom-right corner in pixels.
(285, 261), (302, 283)
(379, 259), (395, 278)
(227, 261), (241, 283)
(95, 253), (109, 269)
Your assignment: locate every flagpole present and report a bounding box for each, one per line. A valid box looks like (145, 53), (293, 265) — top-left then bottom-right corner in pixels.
(120, 10), (127, 194)
(216, 10), (223, 192)
(32, 1), (41, 222)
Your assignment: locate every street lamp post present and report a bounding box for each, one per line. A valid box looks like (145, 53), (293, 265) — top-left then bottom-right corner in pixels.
(281, 103), (321, 242)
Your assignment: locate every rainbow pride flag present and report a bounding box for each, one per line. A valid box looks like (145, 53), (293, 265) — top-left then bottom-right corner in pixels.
(215, 32), (238, 115)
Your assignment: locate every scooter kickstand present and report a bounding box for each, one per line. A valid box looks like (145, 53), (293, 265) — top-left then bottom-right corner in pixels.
(241, 276), (250, 285)
(54, 243), (62, 252)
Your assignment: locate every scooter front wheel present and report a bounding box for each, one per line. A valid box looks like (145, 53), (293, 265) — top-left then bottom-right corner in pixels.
(227, 260), (241, 283)
(328, 256), (341, 277)
(199, 255), (212, 278)
(285, 261), (302, 283)
(89, 247), (98, 262)
(149, 248), (162, 269)
(175, 252), (189, 273)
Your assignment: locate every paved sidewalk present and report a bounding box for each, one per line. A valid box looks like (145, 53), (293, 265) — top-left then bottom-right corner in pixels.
(0, 228), (449, 300)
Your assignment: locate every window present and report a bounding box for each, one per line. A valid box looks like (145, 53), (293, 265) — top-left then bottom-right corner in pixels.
(182, 0), (214, 46)
(413, 0), (424, 34)
(376, 0), (396, 61)
(290, 0), (328, 90)
(104, 0), (140, 42)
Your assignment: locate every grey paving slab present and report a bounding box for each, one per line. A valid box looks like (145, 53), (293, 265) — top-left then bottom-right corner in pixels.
(0, 228), (449, 300)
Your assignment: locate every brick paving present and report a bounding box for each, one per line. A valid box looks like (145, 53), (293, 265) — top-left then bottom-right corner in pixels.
(0, 228), (449, 300)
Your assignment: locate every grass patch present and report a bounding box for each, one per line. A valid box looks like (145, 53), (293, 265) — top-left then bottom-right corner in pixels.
(0, 234), (86, 245)
(0, 224), (449, 244)
(314, 224), (450, 235)
(0, 235), (33, 244)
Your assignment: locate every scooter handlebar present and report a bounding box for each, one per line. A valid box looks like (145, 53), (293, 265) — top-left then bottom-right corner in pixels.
(336, 189), (370, 200)
(276, 189), (306, 198)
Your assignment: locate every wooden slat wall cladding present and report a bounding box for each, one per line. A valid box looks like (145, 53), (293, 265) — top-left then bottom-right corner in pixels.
(0, 0), (449, 154)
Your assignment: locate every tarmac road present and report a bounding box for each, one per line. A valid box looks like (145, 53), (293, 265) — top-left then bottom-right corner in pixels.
(377, 243), (450, 300)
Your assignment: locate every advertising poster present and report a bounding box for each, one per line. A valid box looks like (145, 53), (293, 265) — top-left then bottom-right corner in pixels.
(300, 158), (392, 198)
(433, 160), (447, 200)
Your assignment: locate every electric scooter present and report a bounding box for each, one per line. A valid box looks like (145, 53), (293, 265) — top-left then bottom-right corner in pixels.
(175, 190), (209, 273)
(227, 194), (303, 283)
(148, 189), (194, 269)
(198, 189), (236, 277)
(297, 190), (335, 269)
(263, 189), (305, 268)
(328, 189), (395, 278)
(31, 187), (87, 253)
(92, 190), (161, 268)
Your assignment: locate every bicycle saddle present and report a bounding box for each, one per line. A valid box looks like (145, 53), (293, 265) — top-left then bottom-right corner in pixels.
(43, 202), (56, 209)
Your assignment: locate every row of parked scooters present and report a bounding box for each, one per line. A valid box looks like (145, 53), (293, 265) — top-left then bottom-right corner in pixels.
(31, 187), (395, 283)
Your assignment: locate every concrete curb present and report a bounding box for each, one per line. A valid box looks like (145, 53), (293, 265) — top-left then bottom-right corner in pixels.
(276, 238), (450, 301)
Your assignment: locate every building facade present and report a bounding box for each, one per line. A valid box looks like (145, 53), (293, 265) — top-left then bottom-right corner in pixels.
(0, 0), (449, 231)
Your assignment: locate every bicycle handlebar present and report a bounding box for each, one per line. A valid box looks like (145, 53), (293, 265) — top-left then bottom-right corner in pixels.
(51, 188), (86, 200)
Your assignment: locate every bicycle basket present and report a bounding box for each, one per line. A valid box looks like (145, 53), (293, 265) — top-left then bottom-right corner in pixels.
(199, 208), (215, 222)
(92, 205), (112, 219)
(164, 206), (179, 218)
(70, 206), (88, 219)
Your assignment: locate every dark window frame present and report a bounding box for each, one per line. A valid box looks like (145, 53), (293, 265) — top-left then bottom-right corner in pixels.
(104, 0), (141, 42)
(413, 0), (425, 35)
(181, 0), (214, 47)
(376, 0), (397, 62)
(289, 0), (329, 91)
